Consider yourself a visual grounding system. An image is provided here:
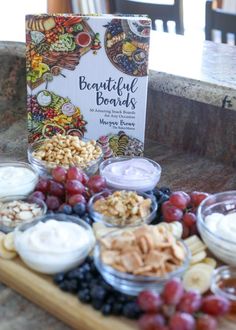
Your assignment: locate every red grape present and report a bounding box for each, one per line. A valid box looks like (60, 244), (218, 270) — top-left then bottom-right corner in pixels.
(169, 312), (196, 330)
(138, 313), (166, 330)
(162, 202), (183, 222)
(190, 192), (209, 207)
(137, 290), (163, 312)
(178, 291), (202, 313)
(68, 194), (86, 206)
(29, 191), (45, 201)
(189, 223), (199, 236)
(182, 224), (190, 239)
(196, 314), (217, 330)
(169, 192), (188, 210)
(52, 166), (67, 183)
(46, 195), (60, 210)
(181, 192), (191, 206)
(65, 180), (85, 195)
(201, 295), (230, 316)
(67, 167), (84, 182)
(183, 212), (197, 228)
(87, 175), (106, 193)
(162, 278), (184, 305)
(48, 180), (65, 198)
(35, 178), (49, 193)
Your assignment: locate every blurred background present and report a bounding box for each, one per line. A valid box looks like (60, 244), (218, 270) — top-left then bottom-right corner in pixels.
(0, 0), (235, 44)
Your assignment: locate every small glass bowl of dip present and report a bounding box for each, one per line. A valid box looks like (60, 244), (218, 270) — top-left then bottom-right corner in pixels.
(88, 190), (158, 227)
(197, 191), (236, 266)
(0, 162), (39, 198)
(0, 195), (47, 233)
(99, 157), (162, 192)
(14, 213), (95, 274)
(28, 139), (103, 176)
(211, 265), (236, 314)
(94, 230), (190, 296)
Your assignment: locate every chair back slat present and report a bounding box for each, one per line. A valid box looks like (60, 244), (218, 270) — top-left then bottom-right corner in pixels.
(109, 0), (184, 34)
(205, 0), (236, 44)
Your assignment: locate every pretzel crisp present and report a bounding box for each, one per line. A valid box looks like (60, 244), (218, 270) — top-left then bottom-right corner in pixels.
(100, 225), (186, 277)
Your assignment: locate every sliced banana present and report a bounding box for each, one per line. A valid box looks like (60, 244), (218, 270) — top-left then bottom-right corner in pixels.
(184, 235), (200, 246)
(202, 257), (217, 269)
(3, 232), (16, 252)
(188, 241), (207, 255)
(183, 263), (213, 294)
(0, 235), (17, 260)
(190, 250), (207, 264)
(168, 221), (183, 239)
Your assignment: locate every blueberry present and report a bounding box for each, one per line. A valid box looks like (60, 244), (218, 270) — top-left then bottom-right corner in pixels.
(67, 279), (79, 293)
(53, 272), (65, 284)
(86, 256), (94, 264)
(92, 299), (103, 310)
(158, 193), (169, 204)
(59, 280), (71, 292)
(80, 263), (91, 273)
(102, 304), (112, 316)
(112, 303), (123, 315)
(73, 203), (86, 217)
(59, 204), (73, 215)
(84, 272), (93, 282)
(159, 186), (172, 196)
(78, 288), (91, 303)
(122, 302), (142, 319)
(100, 280), (113, 292)
(90, 285), (107, 301)
(66, 268), (81, 280)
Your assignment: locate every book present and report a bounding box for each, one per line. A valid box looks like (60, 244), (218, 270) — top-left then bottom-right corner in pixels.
(26, 14), (151, 158)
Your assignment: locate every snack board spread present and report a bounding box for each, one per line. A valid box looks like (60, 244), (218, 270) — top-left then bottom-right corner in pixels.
(26, 14), (151, 157)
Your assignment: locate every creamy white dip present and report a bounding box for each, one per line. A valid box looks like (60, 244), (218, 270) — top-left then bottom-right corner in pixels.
(15, 219), (93, 274)
(101, 158), (161, 192)
(205, 212), (236, 242)
(0, 166), (37, 197)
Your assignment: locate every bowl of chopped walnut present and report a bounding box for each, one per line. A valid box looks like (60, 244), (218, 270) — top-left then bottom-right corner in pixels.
(88, 190), (157, 227)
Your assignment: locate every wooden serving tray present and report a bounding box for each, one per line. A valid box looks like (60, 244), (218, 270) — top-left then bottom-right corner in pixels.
(0, 257), (235, 330)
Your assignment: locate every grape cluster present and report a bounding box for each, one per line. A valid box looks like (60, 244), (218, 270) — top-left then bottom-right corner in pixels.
(45, 108), (58, 119)
(29, 166), (107, 226)
(53, 256), (142, 319)
(27, 96), (46, 122)
(105, 20), (123, 37)
(117, 55), (138, 75)
(137, 278), (230, 330)
(161, 191), (209, 239)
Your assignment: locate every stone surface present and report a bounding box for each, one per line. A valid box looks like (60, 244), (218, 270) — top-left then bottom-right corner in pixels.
(149, 32), (236, 110)
(146, 89), (236, 167)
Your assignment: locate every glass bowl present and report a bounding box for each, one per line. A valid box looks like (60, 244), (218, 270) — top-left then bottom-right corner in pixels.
(14, 213), (95, 274)
(99, 157), (162, 192)
(0, 195), (47, 233)
(0, 161), (39, 198)
(211, 265), (236, 314)
(88, 190), (158, 227)
(94, 230), (190, 296)
(28, 139), (103, 176)
(197, 191), (236, 266)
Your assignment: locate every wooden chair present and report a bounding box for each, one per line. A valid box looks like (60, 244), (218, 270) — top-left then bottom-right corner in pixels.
(205, 0), (236, 44)
(108, 0), (184, 34)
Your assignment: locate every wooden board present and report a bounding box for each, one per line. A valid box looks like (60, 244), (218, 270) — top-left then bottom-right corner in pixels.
(0, 257), (235, 330)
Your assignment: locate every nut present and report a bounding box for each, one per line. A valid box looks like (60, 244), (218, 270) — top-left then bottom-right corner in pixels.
(0, 200), (43, 227)
(32, 134), (102, 169)
(93, 190), (152, 226)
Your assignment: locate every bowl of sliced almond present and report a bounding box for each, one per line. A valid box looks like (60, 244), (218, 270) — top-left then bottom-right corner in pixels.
(94, 224), (190, 296)
(0, 195), (47, 233)
(88, 190), (157, 227)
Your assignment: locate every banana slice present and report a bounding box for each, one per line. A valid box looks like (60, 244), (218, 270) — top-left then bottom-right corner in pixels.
(168, 221), (183, 240)
(184, 235), (200, 246)
(190, 250), (207, 264)
(3, 232), (16, 252)
(188, 241), (207, 255)
(183, 263), (213, 294)
(202, 257), (217, 269)
(0, 235), (17, 260)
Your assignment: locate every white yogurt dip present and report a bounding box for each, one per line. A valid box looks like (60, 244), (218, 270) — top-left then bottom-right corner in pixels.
(0, 164), (38, 197)
(205, 212), (236, 242)
(100, 158), (161, 192)
(14, 219), (94, 274)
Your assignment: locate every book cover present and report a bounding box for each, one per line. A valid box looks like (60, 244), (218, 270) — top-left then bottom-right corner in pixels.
(26, 14), (151, 157)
